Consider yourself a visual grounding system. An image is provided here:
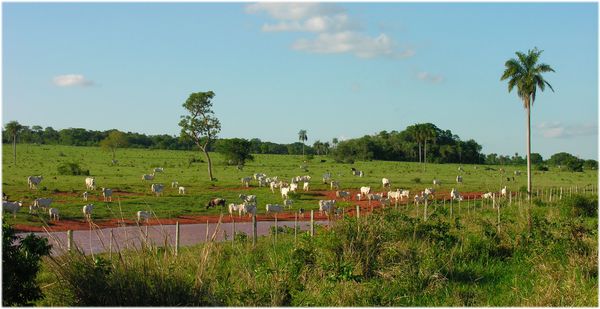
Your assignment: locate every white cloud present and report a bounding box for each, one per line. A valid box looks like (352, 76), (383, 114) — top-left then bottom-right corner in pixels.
(246, 3), (343, 21)
(536, 122), (597, 138)
(53, 74), (94, 87)
(293, 32), (412, 59)
(416, 71), (444, 83)
(246, 2), (413, 60)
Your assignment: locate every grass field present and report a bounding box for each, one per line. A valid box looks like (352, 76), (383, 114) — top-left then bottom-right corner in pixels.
(2, 143), (597, 226)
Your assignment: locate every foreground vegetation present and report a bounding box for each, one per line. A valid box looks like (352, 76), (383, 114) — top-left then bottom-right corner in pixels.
(2, 144), (597, 227)
(35, 194), (597, 306)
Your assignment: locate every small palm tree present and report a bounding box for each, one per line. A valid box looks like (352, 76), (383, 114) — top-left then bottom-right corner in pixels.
(501, 47), (555, 197)
(5, 121), (23, 165)
(298, 129), (308, 156)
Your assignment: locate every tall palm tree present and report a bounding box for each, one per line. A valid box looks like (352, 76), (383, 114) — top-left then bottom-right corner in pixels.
(501, 47), (555, 197)
(298, 129), (308, 156)
(423, 124), (437, 164)
(332, 137), (339, 149)
(5, 121), (23, 165)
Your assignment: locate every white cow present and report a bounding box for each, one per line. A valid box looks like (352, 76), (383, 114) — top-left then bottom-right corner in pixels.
(414, 194), (425, 205)
(400, 190), (410, 200)
(82, 204), (94, 221)
(239, 194), (257, 203)
(289, 183), (299, 192)
(280, 187), (290, 200)
(151, 184), (164, 197)
(154, 167), (164, 173)
(253, 173), (267, 180)
(241, 177), (252, 188)
(257, 177), (268, 187)
(85, 177), (96, 190)
(382, 178), (391, 188)
(49, 208), (60, 221)
(501, 186), (507, 197)
(142, 173), (155, 181)
(82, 191), (89, 201)
(283, 199), (294, 208)
(33, 198), (53, 210)
(388, 190), (401, 202)
(359, 186), (371, 200)
(482, 192), (493, 199)
(330, 181), (340, 190)
(336, 191), (350, 200)
(322, 172), (332, 184)
(178, 186), (186, 195)
(3, 201), (22, 218)
(303, 182), (310, 191)
(451, 188), (463, 201)
(228, 203), (242, 217)
(171, 181), (179, 188)
(424, 188), (435, 196)
(270, 181), (280, 193)
(241, 203), (257, 217)
(456, 176), (463, 184)
(27, 176), (43, 189)
(137, 210), (151, 223)
(318, 200), (336, 214)
(266, 204), (284, 214)
(101, 188), (113, 202)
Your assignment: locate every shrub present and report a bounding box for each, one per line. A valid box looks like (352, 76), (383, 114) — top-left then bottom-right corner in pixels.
(57, 162), (89, 176)
(535, 164), (549, 171)
(2, 223), (52, 306)
(562, 195), (598, 217)
(411, 177), (421, 184)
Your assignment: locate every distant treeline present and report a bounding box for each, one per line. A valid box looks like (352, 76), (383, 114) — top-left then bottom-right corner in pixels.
(3, 122), (596, 169)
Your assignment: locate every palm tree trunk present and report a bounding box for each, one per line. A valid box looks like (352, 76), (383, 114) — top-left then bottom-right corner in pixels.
(424, 140), (428, 164)
(418, 143), (422, 163)
(12, 135), (16, 165)
(526, 104), (532, 197)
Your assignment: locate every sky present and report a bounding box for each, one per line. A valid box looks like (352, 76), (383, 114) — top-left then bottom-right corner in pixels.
(2, 2), (598, 160)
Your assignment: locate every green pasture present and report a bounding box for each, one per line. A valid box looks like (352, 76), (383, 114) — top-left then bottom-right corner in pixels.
(2, 144), (597, 226)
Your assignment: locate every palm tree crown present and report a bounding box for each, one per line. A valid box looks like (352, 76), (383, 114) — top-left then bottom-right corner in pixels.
(501, 47), (555, 108)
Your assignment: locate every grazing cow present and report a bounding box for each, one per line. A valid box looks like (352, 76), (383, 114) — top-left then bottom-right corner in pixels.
(33, 198), (53, 210)
(253, 173), (267, 180)
(359, 186), (371, 200)
(289, 182), (299, 192)
(514, 171), (521, 176)
(424, 188), (435, 196)
(270, 181), (280, 193)
(400, 190), (410, 200)
(257, 177), (268, 187)
(318, 200), (336, 214)
(206, 198), (226, 209)
(303, 182), (310, 191)
(151, 184), (164, 197)
(281, 187), (290, 200)
(322, 172), (332, 184)
(352, 170), (363, 177)
(283, 199), (294, 208)
(82, 191), (89, 201)
(456, 175), (463, 184)
(388, 190), (401, 202)
(414, 194), (425, 205)
(171, 181), (179, 188)
(367, 193), (384, 202)
(501, 186), (507, 197)
(241, 203), (257, 217)
(228, 203), (242, 217)
(178, 186), (186, 195)
(482, 192), (493, 199)
(336, 190), (350, 200)
(154, 167), (164, 173)
(239, 194), (257, 203)
(382, 178), (391, 188)
(241, 177), (252, 188)
(49, 208), (60, 221)
(3, 201), (22, 218)
(85, 177), (96, 190)
(330, 181), (340, 190)
(433, 179), (441, 186)
(451, 188), (463, 201)
(27, 176), (43, 189)
(101, 188), (113, 202)
(266, 204), (284, 214)
(142, 173), (155, 181)
(137, 210), (151, 223)
(82, 204), (94, 221)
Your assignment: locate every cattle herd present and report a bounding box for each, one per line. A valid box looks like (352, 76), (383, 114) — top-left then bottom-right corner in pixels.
(3, 166), (517, 223)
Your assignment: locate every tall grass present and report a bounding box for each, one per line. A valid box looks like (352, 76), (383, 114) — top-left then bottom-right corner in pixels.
(37, 194), (598, 306)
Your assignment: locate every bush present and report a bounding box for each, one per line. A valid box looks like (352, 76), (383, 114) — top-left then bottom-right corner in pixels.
(57, 162), (89, 176)
(535, 164), (549, 171)
(2, 223), (52, 306)
(562, 195), (598, 217)
(411, 177), (421, 184)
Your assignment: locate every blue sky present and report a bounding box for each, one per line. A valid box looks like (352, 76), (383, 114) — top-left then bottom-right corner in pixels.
(3, 2), (598, 160)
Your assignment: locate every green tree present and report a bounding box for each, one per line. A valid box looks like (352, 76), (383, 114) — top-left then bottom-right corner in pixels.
(4, 121), (23, 165)
(298, 129), (308, 156)
(501, 47), (555, 196)
(215, 138), (254, 167)
(530, 152), (544, 165)
(583, 159), (598, 170)
(332, 137), (339, 149)
(179, 91), (222, 181)
(2, 223), (51, 306)
(99, 130), (129, 162)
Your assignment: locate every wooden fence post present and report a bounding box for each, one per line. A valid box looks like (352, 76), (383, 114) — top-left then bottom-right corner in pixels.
(109, 230), (113, 259)
(232, 219), (235, 245)
(275, 215), (278, 244)
(175, 221), (180, 256)
(310, 210), (314, 237)
(67, 230), (73, 252)
(424, 200), (428, 221)
(356, 205), (360, 219)
(205, 220), (209, 243)
(252, 213), (257, 247)
(294, 213), (298, 245)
